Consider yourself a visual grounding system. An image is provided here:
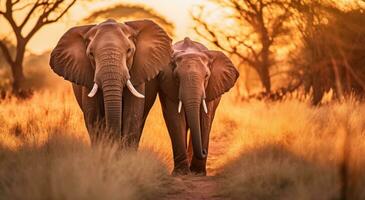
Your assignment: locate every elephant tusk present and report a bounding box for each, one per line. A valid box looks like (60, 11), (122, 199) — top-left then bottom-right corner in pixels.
(178, 100), (182, 113)
(202, 99), (208, 114)
(88, 83), (98, 98)
(126, 79), (145, 98)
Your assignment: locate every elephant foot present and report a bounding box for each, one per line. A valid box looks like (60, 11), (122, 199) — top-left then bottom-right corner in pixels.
(190, 167), (206, 176)
(190, 158), (207, 176)
(171, 161), (190, 176)
(171, 168), (190, 176)
(191, 171), (206, 176)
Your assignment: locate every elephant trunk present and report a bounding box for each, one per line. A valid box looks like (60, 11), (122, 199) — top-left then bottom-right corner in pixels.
(95, 49), (126, 140)
(102, 75), (123, 140)
(180, 83), (207, 160)
(92, 47), (144, 141)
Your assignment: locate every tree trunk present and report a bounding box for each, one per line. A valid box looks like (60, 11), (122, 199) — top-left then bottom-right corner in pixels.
(11, 40), (27, 94)
(11, 62), (25, 92)
(257, 64), (271, 93)
(258, 16), (272, 93)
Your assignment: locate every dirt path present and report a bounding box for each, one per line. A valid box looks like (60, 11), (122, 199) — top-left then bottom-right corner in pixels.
(207, 118), (238, 175)
(163, 176), (226, 200)
(162, 119), (237, 200)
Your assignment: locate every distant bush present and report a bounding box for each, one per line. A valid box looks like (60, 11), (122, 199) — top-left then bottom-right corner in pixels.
(292, 2), (365, 104)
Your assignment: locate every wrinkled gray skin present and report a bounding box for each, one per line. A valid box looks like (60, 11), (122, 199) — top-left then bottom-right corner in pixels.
(50, 19), (172, 145)
(158, 37), (239, 175)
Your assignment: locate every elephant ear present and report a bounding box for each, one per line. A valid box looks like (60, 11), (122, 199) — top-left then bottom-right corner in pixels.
(205, 51), (239, 101)
(49, 25), (95, 88)
(125, 20), (172, 85)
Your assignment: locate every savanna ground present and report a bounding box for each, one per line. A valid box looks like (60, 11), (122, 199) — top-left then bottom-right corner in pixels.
(1, 85), (365, 200)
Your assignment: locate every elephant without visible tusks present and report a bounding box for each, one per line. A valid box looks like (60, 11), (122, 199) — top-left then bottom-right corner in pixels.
(158, 37), (239, 175)
(49, 19), (172, 146)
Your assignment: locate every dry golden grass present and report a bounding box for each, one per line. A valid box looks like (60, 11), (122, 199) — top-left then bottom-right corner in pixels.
(1, 86), (365, 199)
(214, 99), (365, 200)
(0, 86), (172, 200)
(0, 136), (170, 200)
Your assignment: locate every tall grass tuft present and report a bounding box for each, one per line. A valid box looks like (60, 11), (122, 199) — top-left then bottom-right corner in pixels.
(216, 99), (365, 200)
(0, 88), (172, 200)
(0, 134), (170, 200)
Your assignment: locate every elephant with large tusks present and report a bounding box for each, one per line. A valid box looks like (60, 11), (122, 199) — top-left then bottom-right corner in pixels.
(49, 19), (172, 145)
(158, 37), (239, 175)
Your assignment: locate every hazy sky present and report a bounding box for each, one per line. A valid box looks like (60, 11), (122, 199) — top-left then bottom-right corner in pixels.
(0, 0), (359, 54)
(1, 0), (203, 54)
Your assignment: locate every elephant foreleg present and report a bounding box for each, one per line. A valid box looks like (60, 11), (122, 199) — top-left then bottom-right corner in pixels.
(77, 85), (105, 144)
(122, 84), (145, 148)
(159, 94), (189, 175)
(140, 79), (159, 136)
(190, 97), (221, 175)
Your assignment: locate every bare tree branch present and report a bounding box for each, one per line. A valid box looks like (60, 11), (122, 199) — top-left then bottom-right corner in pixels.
(44, 0), (76, 24)
(0, 0), (76, 91)
(192, 0), (293, 93)
(25, 0), (76, 41)
(19, 0), (41, 29)
(12, 2), (33, 11)
(12, 0), (21, 6)
(4, 0), (22, 39)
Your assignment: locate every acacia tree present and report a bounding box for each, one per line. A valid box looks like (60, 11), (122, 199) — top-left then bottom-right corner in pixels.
(290, 0), (365, 104)
(81, 4), (175, 37)
(192, 0), (292, 93)
(0, 0), (76, 93)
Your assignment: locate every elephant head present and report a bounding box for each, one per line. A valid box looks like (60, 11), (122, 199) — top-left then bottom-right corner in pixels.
(160, 37), (239, 159)
(50, 19), (172, 138)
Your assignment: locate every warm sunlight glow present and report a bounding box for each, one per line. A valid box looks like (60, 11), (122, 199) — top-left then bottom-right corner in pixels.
(1, 0), (365, 199)
(0, 0), (203, 54)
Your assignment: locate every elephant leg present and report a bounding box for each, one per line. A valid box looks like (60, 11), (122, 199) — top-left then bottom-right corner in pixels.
(190, 98), (221, 175)
(159, 94), (189, 175)
(78, 86), (105, 144)
(140, 79), (158, 133)
(187, 133), (193, 165)
(122, 84), (146, 148)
